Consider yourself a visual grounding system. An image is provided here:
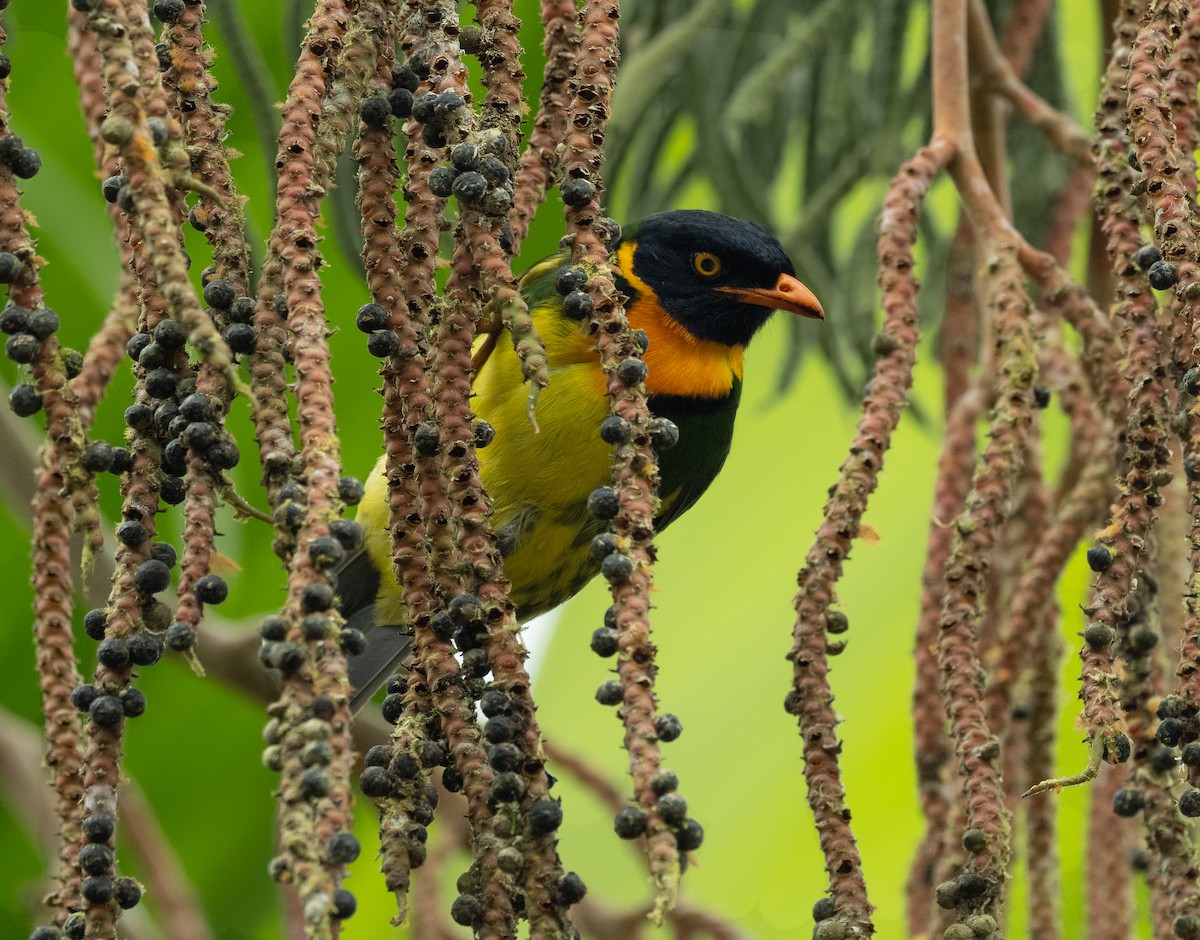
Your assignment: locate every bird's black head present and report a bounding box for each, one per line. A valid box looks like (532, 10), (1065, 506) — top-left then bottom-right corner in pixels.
(617, 210), (823, 348)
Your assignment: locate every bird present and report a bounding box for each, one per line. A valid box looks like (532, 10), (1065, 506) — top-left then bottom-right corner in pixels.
(338, 210), (823, 711)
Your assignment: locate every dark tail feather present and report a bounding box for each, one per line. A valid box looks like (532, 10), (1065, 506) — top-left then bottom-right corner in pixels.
(334, 547), (412, 714)
(345, 605), (413, 714)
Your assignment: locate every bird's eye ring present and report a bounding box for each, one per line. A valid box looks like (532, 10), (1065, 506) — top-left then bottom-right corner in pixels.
(692, 252), (721, 277)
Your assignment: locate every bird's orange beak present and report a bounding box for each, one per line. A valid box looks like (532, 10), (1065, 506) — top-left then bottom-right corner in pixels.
(718, 273), (824, 320)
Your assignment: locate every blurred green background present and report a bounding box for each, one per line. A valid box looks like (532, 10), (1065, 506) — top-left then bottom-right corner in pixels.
(0, 1), (1154, 937)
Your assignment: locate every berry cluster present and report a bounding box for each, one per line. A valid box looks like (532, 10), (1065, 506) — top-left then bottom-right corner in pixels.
(0, 131), (42, 180)
(3, 299), (59, 416)
(426, 131), (515, 218)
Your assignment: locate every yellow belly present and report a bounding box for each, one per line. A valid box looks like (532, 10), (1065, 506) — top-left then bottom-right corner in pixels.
(359, 305), (613, 624)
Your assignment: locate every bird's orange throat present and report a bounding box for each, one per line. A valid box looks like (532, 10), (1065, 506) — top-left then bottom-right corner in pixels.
(616, 243), (744, 400)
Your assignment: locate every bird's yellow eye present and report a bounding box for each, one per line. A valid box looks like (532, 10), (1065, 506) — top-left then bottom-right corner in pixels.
(692, 252), (722, 277)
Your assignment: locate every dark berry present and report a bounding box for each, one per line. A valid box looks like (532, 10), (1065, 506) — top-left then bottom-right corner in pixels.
(614, 806), (647, 839)
(364, 745), (390, 767)
(452, 171), (487, 204)
(206, 438), (240, 470)
(128, 632), (164, 666)
(561, 178), (596, 207)
(1182, 742), (1200, 766)
(152, 0), (184, 22)
(6, 332), (40, 364)
(82, 813), (114, 843)
(529, 799), (563, 835)
(595, 680), (623, 705)
(480, 689), (509, 717)
(83, 609), (108, 641)
(138, 341), (167, 369)
(77, 840), (112, 878)
(1180, 790), (1200, 818)
(411, 92), (438, 123)
(135, 559), (172, 594)
(479, 156), (509, 186)
(359, 765), (391, 797)
(616, 358), (648, 387)
(89, 695), (125, 728)
(80, 442), (116, 475)
(339, 476), (365, 505)
(380, 693), (404, 724)
(302, 614), (330, 640)
(1150, 747), (1178, 773)
(298, 583), (334, 616)
(388, 87), (414, 118)
(8, 383), (41, 417)
(414, 422), (440, 455)
(392, 66), (419, 92)
(489, 771), (524, 802)
(331, 888), (357, 920)
(356, 302), (388, 332)
(10, 147), (41, 179)
(82, 875), (115, 904)
(325, 832), (361, 864)
(299, 766), (333, 798)
(599, 415), (632, 444)
(367, 329), (399, 357)
(102, 175), (126, 204)
(484, 715), (512, 744)
(160, 475), (185, 504)
(1086, 545), (1113, 572)
(0, 251), (20, 283)
(340, 628), (367, 655)
(488, 742), (521, 772)
(652, 417), (682, 451)
(450, 894), (483, 927)
(655, 713), (683, 742)
(1112, 787), (1144, 817)
(562, 290), (594, 319)
(165, 621), (196, 651)
(329, 519), (362, 552)
(555, 267), (588, 296)
(196, 574), (228, 604)
(1083, 621), (1113, 649)
(30, 927), (63, 940)
(448, 593), (485, 626)
(202, 278), (235, 310)
(228, 296), (255, 323)
(224, 322), (256, 354)
(556, 871), (586, 904)
(587, 486), (619, 519)
(451, 143), (480, 170)
(144, 367), (178, 400)
(601, 553), (633, 582)
(1158, 717), (1185, 747)
(114, 877), (141, 910)
(657, 793), (688, 826)
(63, 915), (85, 940)
(427, 165), (453, 196)
(434, 92), (466, 117)
(162, 439), (187, 475)
(590, 626), (619, 657)
(97, 637), (130, 669)
(116, 520), (148, 546)
(120, 687), (146, 718)
(1148, 260), (1179, 290)
(0, 304), (28, 333)
(360, 95), (392, 128)
(473, 419), (495, 448)
(27, 309), (60, 339)
(71, 684), (98, 711)
(1133, 244), (1161, 270)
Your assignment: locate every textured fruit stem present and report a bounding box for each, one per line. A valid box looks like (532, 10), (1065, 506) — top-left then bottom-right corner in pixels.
(509, 0), (578, 249)
(799, 140), (954, 935)
(259, 3), (360, 936)
(968, 0), (1091, 163)
(984, 358), (1111, 732)
(1024, 595), (1062, 938)
(906, 382), (981, 937)
(1087, 763), (1135, 939)
(562, 0), (685, 925)
(442, 238), (572, 939)
(0, 45), (89, 915)
(1165, 0), (1200, 199)
(158, 0), (249, 642)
